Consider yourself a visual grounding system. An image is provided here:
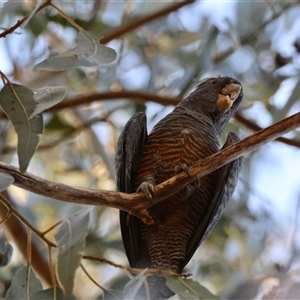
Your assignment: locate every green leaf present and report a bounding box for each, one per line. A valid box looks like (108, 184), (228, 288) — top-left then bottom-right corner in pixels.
(34, 31), (117, 71)
(0, 173), (14, 192)
(55, 207), (91, 296)
(45, 114), (74, 132)
(0, 0), (22, 17)
(166, 277), (219, 300)
(123, 268), (148, 300)
(30, 86), (67, 118)
(27, 12), (48, 36)
(30, 287), (76, 300)
(0, 83), (44, 173)
(21, 0), (43, 29)
(0, 239), (13, 267)
(6, 266), (43, 300)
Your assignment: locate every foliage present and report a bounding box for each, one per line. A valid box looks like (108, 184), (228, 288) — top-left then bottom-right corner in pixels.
(1, 1), (300, 299)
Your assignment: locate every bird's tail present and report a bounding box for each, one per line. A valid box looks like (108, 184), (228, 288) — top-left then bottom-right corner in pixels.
(138, 275), (174, 300)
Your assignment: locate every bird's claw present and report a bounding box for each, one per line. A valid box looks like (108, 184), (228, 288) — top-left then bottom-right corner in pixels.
(134, 182), (155, 225)
(137, 182), (155, 203)
(175, 163), (191, 176)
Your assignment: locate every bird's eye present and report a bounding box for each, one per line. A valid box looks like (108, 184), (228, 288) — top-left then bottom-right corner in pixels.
(211, 79), (217, 84)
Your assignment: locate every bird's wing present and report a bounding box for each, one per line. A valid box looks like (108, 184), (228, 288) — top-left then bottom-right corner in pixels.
(185, 132), (243, 266)
(115, 112), (148, 267)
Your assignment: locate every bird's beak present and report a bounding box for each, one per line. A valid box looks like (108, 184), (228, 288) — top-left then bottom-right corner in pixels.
(216, 83), (242, 113)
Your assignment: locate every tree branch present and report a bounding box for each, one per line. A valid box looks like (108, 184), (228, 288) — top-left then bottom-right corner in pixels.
(50, 91), (180, 112)
(1, 111), (300, 225)
(235, 112), (300, 148)
(100, 1), (195, 44)
(46, 92), (300, 149)
(213, 3), (293, 64)
(1, 90), (299, 148)
(0, 191), (53, 285)
(152, 111), (300, 205)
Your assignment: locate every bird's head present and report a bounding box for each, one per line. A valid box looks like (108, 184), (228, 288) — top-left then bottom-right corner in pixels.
(179, 76), (243, 136)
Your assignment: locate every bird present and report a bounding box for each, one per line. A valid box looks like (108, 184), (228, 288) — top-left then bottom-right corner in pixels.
(115, 76), (244, 299)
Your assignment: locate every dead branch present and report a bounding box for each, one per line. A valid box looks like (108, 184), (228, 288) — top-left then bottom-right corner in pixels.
(1, 111), (300, 224)
(0, 191), (53, 285)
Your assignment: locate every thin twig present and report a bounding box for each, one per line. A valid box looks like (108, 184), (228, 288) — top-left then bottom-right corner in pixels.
(50, 91), (180, 112)
(0, 0), (52, 38)
(80, 263), (119, 299)
(0, 191), (53, 285)
(82, 255), (189, 278)
(100, 1), (195, 44)
(0, 200), (12, 225)
(41, 91), (300, 148)
(82, 255), (127, 270)
(234, 112), (300, 148)
(0, 194), (56, 247)
(42, 220), (63, 236)
(0, 88), (298, 148)
(44, 91), (300, 148)
(213, 3), (293, 63)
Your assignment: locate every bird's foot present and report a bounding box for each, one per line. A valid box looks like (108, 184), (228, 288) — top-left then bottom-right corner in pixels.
(127, 181), (155, 226)
(175, 163), (191, 176)
(137, 181), (155, 202)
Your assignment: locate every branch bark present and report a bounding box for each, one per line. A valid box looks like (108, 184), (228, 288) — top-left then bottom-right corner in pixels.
(1, 111), (300, 224)
(43, 91), (300, 149)
(0, 191), (53, 286)
(1, 89), (299, 148)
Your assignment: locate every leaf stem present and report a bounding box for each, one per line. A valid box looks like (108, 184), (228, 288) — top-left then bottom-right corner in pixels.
(0, 194), (56, 247)
(0, 0), (52, 38)
(80, 263), (119, 299)
(49, 2), (96, 55)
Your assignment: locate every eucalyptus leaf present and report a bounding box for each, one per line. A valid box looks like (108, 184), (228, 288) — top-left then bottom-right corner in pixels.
(34, 31), (117, 71)
(166, 277), (219, 300)
(0, 83), (43, 172)
(0, 173), (14, 192)
(123, 268), (148, 300)
(21, 0), (43, 29)
(0, 0), (22, 17)
(30, 287), (76, 300)
(55, 207), (91, 295)
(236, 2), (268, 38)
(6, 266), (43, 300)
(30, 86), (67, 118)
